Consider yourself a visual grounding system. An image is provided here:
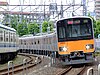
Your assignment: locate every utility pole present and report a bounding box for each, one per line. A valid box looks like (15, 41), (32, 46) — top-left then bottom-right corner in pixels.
(44, 2), (45, 20)
(60, 1), (63, 18)
(72, 0), (75, 16)
(83, 0), (87, 16)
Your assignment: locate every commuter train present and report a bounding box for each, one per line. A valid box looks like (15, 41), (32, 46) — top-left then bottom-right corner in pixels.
(56, 16), (95, 65)
(0, 24), (18, 64)
(18, 32), (58, 56)
(19, 16), (95, 65)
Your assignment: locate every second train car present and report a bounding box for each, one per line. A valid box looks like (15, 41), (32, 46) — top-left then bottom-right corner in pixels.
(56, 16), (95, 65)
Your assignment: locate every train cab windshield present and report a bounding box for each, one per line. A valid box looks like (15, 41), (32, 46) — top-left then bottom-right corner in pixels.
(57, 18), (93, 42)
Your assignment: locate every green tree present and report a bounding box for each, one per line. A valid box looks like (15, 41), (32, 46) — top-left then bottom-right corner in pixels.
(42, 21), (54, 33)
(2, 14), (10, 25)
(88, 15), (100, 38)
(28, 21), (39, 35)
(42, 21), (48, 32)
(48, 21), (54, 31)
(10, 15), (19, 30)
(95, 20), (100, 38)
(17, 19), (28, 36)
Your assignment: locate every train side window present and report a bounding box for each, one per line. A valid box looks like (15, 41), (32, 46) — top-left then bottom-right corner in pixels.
(24, 40), (26, 45)
(46, 38), (47, 44)
(48, 38), (50, 44)
(9, 32), (10, 42)
(5, 31), (8, 42)
(14, 34), (16, 42)
(38, 40), (39, 44)
(44, 38), (45, 44)
(6, 37), (8, 42)
(0, 30), (3, 42)
(11, 38), (13, 42)
(49, 38), (51, 44)
(4, 31), (5, 42)
(47, 38), (48, 44)
(0, 36), (2, 41)
(34, 41), (36, 44)
(40, 39), (42, 44)
(13, 33), (15, 42)
(10, 33), (13, 42)
(0, 30), (2, 34)
(21, 40), (23, 44)
(32, 39), (33, 44)
(46, 38), (48, 44)
(47, 38), (49, 44)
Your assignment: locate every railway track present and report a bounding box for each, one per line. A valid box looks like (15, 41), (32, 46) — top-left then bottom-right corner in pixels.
(0, 54), (42, 75)
(56, 65), (87, 75)
(56, 66), (72, 75)
(77, 65), (87, 75)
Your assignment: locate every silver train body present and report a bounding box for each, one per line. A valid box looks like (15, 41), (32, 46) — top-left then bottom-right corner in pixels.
(0, 24), (18, 63)
(18, 32), (58, 56)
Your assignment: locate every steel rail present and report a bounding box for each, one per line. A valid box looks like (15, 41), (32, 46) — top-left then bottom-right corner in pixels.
(77, 65), (87, 75)
(0, 54), (42, 75)
(56, 66), (72, 75)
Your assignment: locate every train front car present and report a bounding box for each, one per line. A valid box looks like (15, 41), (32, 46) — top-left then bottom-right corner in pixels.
(56, 16), (95, 65)
(0, 24), (18, 64)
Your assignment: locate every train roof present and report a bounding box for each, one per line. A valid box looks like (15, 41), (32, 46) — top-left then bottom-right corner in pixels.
(57, 16), (92, 22)
(0, 23), (16, 32)
(19, 32), (56, 40)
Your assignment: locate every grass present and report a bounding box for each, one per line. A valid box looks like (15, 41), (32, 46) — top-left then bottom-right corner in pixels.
(95, 48), (100, 56)
(95, 52), (100, 56)
(0, 55), (26, 70)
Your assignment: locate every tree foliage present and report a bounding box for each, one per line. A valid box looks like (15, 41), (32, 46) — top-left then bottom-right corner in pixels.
(88, 13), (100, 38)
(2, 14), (10, 26)
(42, 21), (54, 32)
(2, 14), (55, 36)
(42, 21), (48, 32)
(17, 19), (28, 36)
(48, 21), (54, 31)
(95, 20), (100, 38)
(28, 21), (39, 35)
(10, 15), (19, 30)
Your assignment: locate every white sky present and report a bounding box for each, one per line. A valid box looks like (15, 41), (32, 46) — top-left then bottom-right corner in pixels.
(0, 0), (95, 17)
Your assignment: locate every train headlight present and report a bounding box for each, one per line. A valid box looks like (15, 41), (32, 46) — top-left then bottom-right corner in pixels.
(59, 46), (67, 52)
(86, 44), (94, 50)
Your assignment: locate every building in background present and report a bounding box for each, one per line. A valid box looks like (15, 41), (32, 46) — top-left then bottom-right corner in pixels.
(95, 0), (100, 20)
(0, 0), (95, 24)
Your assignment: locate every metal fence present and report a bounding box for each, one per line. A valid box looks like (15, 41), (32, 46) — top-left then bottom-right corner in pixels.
(95, 39), (100, 52)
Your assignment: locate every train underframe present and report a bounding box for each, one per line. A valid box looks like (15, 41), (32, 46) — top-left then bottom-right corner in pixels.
(0, 51), (18, 64)
(58, 52), (95, 65)
(18, 49), (58, 57)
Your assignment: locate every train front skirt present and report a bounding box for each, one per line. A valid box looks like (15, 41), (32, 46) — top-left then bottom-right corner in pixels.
(59, 53), (95, 65)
